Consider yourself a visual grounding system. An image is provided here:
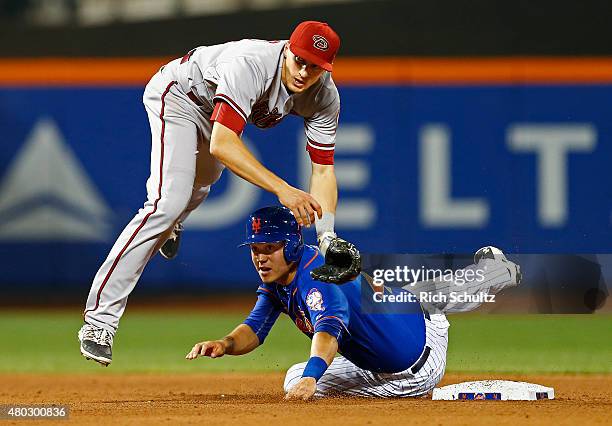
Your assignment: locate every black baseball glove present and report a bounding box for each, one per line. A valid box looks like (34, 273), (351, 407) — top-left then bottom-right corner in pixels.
(311, 237), (361, 284)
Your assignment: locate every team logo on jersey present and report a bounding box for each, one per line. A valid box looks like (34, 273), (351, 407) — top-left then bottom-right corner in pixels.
(306, 288), (324, 311)
(252, 217), (262, 233)
(251, 101), (283, 129)
(294, 309), (314, 334)
(312, 35), (329, 51)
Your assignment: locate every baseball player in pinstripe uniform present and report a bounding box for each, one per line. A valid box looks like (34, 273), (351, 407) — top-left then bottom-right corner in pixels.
(186, 206), (521, 399)
(78, 21), (361, 367)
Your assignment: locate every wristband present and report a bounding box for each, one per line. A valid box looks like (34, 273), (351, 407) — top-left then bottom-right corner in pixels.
(301, 356), (328, 381)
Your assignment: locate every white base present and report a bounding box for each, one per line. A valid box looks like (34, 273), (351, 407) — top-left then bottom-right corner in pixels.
(432, 380), (554, 401)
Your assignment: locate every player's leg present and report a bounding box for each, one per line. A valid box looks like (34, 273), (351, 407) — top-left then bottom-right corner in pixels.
(158, 186), (211, 259)
(80, 78), (199, 364)
(284, 357), (381, 397)
(284, 356), (419, 398)
(284, 356), (406, 398)
(159, 115), (224, 259)
(386, 312), (450, 397)
(405, 247), (521, 313)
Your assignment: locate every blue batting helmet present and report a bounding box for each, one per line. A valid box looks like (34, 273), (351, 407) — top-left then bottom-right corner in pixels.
(239, 206), (304, 263)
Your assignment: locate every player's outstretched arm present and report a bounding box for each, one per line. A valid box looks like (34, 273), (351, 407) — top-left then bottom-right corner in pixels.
(209, 122), (322, 226)
(308, 162), (362, 284)
(309, 331), (339, 364)
(185, 324), (260, 360)
(285, 332), (338, 401)
(309, 163), (338, 216)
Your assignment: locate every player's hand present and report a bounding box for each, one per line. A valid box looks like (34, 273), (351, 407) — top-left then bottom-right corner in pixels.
(312, 237), (361, 284)
(185, 340), (227, 360)
(276, 184), (322, 227)
(285, 377), (317, 401)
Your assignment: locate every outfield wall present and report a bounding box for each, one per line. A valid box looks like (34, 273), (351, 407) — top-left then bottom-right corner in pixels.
(1, 58), (611, 291)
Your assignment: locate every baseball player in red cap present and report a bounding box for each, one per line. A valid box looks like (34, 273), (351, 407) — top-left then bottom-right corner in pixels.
(78, 21), (361, 367)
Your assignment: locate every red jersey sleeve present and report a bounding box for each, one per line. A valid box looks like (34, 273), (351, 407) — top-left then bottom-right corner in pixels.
(211, 101), (247, 135)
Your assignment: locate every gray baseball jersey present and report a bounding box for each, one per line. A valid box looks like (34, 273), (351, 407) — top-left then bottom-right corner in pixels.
(177, 39), (340, 164)
(84, 39), (339, 333)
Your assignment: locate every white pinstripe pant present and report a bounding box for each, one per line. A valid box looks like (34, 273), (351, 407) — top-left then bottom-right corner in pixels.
(284, 313), (450, 398)
(407, 257), (518, 314)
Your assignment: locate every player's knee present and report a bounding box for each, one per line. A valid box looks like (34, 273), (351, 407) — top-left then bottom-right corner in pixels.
(186, 185), (211, 209)
(155, 193), (191, 224)
(283, 362), (307, 393)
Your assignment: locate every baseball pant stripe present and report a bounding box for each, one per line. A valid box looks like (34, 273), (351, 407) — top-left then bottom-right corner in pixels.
(84, 80), (177, 316)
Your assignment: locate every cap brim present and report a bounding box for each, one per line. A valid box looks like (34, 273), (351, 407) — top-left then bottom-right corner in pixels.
(289, 45), (333, 72)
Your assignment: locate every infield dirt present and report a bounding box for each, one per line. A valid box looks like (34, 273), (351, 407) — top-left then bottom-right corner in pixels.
(1, 372), (609, 425)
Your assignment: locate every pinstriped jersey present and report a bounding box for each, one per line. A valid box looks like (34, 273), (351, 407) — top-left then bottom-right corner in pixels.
(243, 245), (428, 374)
(173, 39), (339, 164)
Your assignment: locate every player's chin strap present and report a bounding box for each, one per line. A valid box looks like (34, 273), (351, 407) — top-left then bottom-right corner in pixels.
(312, 213), (361, 284)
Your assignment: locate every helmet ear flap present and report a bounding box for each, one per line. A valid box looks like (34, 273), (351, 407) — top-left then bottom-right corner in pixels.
(283, 235), (304, 263)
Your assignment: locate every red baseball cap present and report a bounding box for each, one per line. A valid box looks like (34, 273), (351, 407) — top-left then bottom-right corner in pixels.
(289, 21), (340, 72)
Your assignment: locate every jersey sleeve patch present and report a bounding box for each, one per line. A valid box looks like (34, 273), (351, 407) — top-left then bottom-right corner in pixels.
(211, 100), (247, 135)
(306, 288), (325, 311)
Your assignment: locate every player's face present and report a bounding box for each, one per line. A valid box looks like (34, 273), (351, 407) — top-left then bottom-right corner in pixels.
(250, 242), (295, 284)
(282, 46), (326, 93)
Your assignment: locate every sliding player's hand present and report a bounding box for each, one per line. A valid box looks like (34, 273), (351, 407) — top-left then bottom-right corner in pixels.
(186, 340), (226, 359)
(285, 377), (317, 401)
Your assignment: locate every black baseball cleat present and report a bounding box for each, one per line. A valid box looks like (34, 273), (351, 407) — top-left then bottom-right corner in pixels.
(159, 223), (183, 260)
(78, 323), (113, 367)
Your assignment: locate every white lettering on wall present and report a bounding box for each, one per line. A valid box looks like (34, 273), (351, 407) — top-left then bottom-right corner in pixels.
(299, 125), (376, 229)
(419, 124), (489, 227)
(507, 124), (596, 227)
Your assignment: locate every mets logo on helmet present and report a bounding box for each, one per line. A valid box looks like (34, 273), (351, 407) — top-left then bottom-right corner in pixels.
(312, 35), (329, 51)
(252, 217), (262, 233)
(306, 288), (324, 311)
